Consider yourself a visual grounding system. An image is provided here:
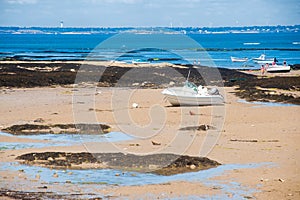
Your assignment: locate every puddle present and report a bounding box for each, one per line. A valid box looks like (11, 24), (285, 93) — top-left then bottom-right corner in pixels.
(0, 128), (276, 198)
(0, 161), (273, 199)
(238, 99), (298, 108)
(0, 142), (63, 150)
(0, 131), (134, 150)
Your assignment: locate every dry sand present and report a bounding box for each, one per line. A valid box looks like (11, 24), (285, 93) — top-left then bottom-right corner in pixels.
(0, 82), (299, 199)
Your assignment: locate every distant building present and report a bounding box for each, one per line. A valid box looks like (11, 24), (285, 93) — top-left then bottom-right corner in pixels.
(60, 21), (64, 28)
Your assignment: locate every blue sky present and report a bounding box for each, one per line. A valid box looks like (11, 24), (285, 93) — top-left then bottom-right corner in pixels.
(0, 0), (299, 27)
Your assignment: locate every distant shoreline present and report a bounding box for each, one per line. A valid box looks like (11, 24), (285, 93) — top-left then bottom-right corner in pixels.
(0, 25), (299, 34)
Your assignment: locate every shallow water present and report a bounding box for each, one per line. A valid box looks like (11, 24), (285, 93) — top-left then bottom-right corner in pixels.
(238, 99), (298, 107)
(0, 161), (273, 199)
(0, 142), (61, 150)
(0, 131), (134, 150)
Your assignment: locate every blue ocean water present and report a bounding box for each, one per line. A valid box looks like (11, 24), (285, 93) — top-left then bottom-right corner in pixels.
(0, 26), (299, 69)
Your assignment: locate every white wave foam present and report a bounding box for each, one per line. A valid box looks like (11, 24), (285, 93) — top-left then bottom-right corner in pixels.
(243, 42), (260, 45)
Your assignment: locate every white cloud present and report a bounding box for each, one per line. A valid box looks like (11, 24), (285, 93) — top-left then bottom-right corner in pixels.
(7, 0), (38, 4)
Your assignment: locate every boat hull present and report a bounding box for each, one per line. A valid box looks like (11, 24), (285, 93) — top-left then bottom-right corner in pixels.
(252, 54), (274, 64)
(231, 56), (248, 62)
(266, 65), (290, 73)
(164, 94), (224, 106)
(253, 59), (274, 64)
(162, 87), (224, 106)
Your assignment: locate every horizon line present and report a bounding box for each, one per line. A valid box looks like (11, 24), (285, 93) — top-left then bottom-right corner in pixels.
(0, 24), (299, 29)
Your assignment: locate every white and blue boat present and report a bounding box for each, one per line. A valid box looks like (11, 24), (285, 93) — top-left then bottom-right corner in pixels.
(162, 81), (224, 106)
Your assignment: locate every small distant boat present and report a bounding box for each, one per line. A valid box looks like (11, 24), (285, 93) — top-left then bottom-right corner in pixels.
(266, 64), (291, 73)
(231, 56), (248, 62)
(253, 54), (274, 64)
(162, 81), (224, 106)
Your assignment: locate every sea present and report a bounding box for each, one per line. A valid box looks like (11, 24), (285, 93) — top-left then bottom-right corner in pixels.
(0, 26), (299, 69)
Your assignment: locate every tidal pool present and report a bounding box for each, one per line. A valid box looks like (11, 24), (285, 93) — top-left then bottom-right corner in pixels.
(238, 99), (298, 108)
(0, 131), (134, 150)
(0, 161), (273, 199)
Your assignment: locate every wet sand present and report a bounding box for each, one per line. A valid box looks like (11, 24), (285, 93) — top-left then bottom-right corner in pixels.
(0, 62), (300, 199)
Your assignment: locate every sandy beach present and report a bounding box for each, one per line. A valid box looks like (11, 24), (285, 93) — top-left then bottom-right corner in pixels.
(0, 62), (300, 199)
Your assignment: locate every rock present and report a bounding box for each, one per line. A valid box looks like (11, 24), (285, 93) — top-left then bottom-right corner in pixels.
(197, 124), (209, 131)
(141, 81), (147, 86)
(132, 103), (139, 108)
(66, 180), (72, 183)
(47, 157), (54, 161)
(149, 164), (159, 170)
(227, 193), (233, 198)
(37, 185), (47, 189)
(34, 118), (45, 123)
(2, 123), (111, 135)
(16, 152), (221, 176)
(189, 111), (196, 115)
(212, 186), (222, 190)
(278, 178), (285, 182)
(129, 143), (140, 146)
(169, 81), (175, 86)
(151, 141), (161, 145)
(132, 83), (139, 86)
(189, 164), (196, 170)
(50, 127), (61, 134)
(260, 178), (269, 182)
(35, 174), (40, 179)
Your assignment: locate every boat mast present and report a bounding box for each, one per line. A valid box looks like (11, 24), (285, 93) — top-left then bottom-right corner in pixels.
(186, 68), (191, 82)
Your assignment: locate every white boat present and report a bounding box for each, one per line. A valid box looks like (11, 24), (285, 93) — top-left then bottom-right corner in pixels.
(266, 64), (290, 73)
(231, 56), (248, 62)
(162, 82), (224, 106)
(252, 54), (274, 64)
